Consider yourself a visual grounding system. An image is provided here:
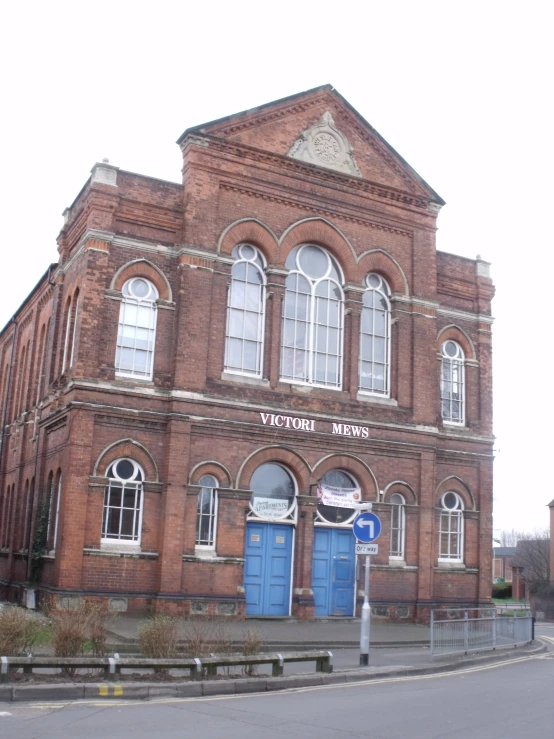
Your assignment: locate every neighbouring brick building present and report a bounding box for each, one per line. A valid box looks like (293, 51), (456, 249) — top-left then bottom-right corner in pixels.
(0, 86), (495, 620)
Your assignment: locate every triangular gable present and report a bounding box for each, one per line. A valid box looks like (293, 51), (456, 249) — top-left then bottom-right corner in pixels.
(178, 85), (444, 204)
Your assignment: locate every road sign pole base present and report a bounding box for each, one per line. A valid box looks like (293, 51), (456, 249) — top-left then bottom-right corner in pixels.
(359, 653), (369, 666)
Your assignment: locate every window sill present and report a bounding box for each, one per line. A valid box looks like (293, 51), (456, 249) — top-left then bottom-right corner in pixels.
(388, 558), (407, 567)
(357, 393), (398, 407)
(85, 547), (159, 559)
(221, 372), (269, 387)
(100, 541), (142, 554)
(183, 553), (245, 564)
(435, 561), (466, 570)
(114, 375), (155, 385)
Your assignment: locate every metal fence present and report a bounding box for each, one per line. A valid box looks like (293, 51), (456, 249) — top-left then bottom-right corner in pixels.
(430, 607), (533, 658)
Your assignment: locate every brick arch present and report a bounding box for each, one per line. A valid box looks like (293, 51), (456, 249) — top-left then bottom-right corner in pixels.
(279, 218), (356, 280)
(111, 259), (172, 302)
(93, 439), (159, 482)
(311, 454), (378, 500)
(236, 446), (311, 493)
(356, 250), (409, 295)
(218, 219), (279, 264)
(437, 325), (476, 361)
(383, 480), (417, 505)
(435, 475), (475, 510)
(189, 461), (232, 487)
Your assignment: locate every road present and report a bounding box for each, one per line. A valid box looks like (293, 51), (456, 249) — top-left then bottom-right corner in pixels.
(1, 625), (553, 739)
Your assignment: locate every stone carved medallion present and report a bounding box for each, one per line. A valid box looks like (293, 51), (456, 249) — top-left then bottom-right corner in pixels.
(288, 112), (361, 177)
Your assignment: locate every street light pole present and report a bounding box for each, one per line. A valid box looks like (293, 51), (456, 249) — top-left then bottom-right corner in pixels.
(360, 554), (370, 666)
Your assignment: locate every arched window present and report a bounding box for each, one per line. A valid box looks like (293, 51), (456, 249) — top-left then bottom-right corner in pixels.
(440, 340), (465, 424)
(316, 469), (358, 526)
(46, 471), (62, 552)
(389, 493), (405, 560)
(248, 463), (297, 521)
(281, 245), (344, 389)
(63, 289), (79, 373)
(225, 245), (266, 377)
(196, 475), (219, 550)
(116, 279), (159, 379)
(102, 458), (144, 544)
(359, 273), (391, 396)
(439, 492), (464, 562)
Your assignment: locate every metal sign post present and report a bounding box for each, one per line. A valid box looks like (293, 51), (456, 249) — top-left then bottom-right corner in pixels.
(353, 511), (381, 667)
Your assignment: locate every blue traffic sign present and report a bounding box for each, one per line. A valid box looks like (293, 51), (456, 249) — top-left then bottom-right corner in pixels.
(353, 511), (381, 543)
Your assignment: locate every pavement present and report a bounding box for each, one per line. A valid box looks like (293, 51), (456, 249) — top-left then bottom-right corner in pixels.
(0, 614), (547, 703)
(105, 614), (432, 650)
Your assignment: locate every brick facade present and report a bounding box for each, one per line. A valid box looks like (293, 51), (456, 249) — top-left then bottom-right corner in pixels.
(0, 86), (495, 620)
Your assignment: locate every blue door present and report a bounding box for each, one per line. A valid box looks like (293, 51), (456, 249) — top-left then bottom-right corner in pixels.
(312, 528), (355, 616)
(244, 522), (293, 616)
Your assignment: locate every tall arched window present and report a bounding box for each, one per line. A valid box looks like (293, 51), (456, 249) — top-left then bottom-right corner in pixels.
(316, 469), (358, 526)
(63, 289), (79, 373)
(102, 458), (144, 544)
(195, 475), (219, 550)
(281, 245), (344, 388)
(389, 493), (405, 560)
(359, 273), (391, 396)
(115, 279), (159, 379)
(440, 340), (465, 425)
(439, 492), (464, 562)
(225, 244), (266, 377)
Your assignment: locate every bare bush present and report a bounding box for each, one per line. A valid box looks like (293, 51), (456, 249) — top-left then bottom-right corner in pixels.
(88, 603), (110, 657)
(182, 620), (232, 657)
(50, 606), (90, 659)
(241, 627), (262, 676)
(0, 606), (44, 656)
(137, 616), (179, 659)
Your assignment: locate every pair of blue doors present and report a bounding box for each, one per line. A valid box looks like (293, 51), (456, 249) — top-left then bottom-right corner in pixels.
(244, 522), (293, 616)
(243, 523), (355, 617)
(312, 528), (356, 616)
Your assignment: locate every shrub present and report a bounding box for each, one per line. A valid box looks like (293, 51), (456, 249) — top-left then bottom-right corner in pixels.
(138, 616), (179, 659)
(241, 628), (262, 676)
(50, 605), (90, 659)
(492, 582), (512, 599)
(182, 620), (233, 657)
(0, 606), (44, 656)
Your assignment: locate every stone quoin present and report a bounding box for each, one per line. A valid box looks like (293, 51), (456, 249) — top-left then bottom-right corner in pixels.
(0, 86), (495, 621)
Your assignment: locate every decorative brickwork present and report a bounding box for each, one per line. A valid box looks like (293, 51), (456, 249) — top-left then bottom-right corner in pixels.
(0, 88), (494, 621)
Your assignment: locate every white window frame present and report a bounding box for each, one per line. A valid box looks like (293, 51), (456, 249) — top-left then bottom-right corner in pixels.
(195, 475), (219, 552)
(389, 493), (405, 560)
(280, 244), (344, 390)
(440, 340), (465, 426)
(224, 244), (266, 378)
(438, 492), (464, 563)
(101, 458), (145, 547)
(359, 273), (391, 397)
(115, 278), (159, 380)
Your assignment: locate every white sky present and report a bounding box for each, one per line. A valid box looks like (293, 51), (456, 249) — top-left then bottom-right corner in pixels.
(1, 1), (551, 534)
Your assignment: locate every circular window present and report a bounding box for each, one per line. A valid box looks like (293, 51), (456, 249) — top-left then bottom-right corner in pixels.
(317, 469), (358, 525)
(122, 278), (158, 302)
(249, 463), (296, 520)
(442, 492), (462, 510)
(107, 458), (143, 482)
(442, 340), (462, 359)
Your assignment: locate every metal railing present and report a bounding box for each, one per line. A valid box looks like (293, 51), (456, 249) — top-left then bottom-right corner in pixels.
(430, 608), (533, 658)
(0, 650), (333, 683)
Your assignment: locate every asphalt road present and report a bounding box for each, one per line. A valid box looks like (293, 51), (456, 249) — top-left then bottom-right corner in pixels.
(2, 629), (554, 739)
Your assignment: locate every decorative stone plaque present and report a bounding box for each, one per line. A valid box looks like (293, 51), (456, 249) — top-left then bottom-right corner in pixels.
(288, 112), (361, 177)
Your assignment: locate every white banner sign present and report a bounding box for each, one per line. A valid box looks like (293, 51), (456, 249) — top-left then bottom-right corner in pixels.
(316, 484), (371, 510)
(251, 496), (289, 518)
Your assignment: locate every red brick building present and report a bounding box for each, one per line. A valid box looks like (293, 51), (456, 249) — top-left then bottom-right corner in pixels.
(0, 86), (495, 620)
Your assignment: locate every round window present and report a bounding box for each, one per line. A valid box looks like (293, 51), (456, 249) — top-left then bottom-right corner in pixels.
(317, 469), (358, 525)
(249, 463), (296, 520)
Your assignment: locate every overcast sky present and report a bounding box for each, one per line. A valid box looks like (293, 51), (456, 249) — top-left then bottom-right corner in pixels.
(1, 1), (551, 534)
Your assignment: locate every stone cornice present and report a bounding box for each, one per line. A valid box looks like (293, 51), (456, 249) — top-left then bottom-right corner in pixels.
(64, 381), (495, 449)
